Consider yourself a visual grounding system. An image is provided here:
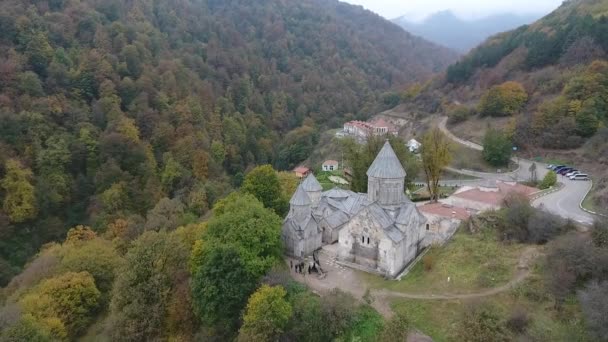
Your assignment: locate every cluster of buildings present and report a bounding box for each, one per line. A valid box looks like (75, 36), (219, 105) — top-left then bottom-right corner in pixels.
(282, 142), (539, 278)
(341, 118), (398, 141)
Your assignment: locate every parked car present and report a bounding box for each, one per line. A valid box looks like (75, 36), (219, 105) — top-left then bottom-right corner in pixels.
(566, 170), (580, 177)
(553, 165), (568, 172)
(547, 164), (555, 169)
(570, 174), (589, 181)
(558, 168), (575, 175)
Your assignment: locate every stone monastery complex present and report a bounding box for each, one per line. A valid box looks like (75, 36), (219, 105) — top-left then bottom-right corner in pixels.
(282, 141), (428, 277)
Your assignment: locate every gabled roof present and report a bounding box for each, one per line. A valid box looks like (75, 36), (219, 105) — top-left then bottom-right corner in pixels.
(366, 141), (407, 179)
(301, 173), (323, 192)
(290, 185), (311, 206)
(294, 166), (310, 172)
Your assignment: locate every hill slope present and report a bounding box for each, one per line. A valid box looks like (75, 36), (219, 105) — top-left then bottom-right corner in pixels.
(0, 0), (457, 284)
(401, 0), (608, 213)
(394, 11), (541, 52)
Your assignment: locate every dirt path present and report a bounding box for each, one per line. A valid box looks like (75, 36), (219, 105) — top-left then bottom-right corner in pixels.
(291, 246), (540, 319)
(373, 246), (539, 302)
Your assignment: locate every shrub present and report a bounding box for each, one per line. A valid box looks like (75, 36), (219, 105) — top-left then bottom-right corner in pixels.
(377, 311), (410, 341)
(506, 307), (530, 334)
(539, 171), (557, 190)
(527, 210), (568, 244)
(422, 254), (435, 272)
(447, 105), (473, 124)
(454, 301), (510, 342)
(578, 281), (608, 341)
(592, 220), (608, 248)
(497, 193), (534, 242)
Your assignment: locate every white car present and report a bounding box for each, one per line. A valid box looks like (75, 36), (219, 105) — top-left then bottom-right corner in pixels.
(546, 164), (555, 169)
(566, 170), (580, 177)
(569, 174), (589, 181)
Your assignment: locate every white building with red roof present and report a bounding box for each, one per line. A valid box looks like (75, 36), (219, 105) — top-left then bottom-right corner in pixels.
(343, 118), (398, 141)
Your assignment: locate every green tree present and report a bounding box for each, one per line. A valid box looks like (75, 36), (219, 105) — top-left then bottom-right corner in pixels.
(108, 231), (188, 341)
(19, 272), (101, 337)
(238, 285), (293, 342)
(204, 192), (282, 276)
(421, 129), (452, 202)
(1, 159), (37, 223)
(0, 314), (54, 342)
(286, 291), (331, 341)
(242, 165), (287, 215)
(191, 193), (282, 330)
(575, 101), (600, 137)
(190, 243), (259, 330)
(18, 71), (45, 96)
(482, 128), (512, 167)
(58, 237), (123, 300)
(539, 171), (557, 190)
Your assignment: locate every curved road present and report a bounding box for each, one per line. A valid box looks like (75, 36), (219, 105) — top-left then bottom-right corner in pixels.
(438, 117), (595, 225)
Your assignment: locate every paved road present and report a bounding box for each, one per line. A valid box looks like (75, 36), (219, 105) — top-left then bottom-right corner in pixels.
(438, 117), (596, 225)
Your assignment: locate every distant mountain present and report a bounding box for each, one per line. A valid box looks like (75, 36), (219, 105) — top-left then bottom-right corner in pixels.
(393, 11), (542, 52)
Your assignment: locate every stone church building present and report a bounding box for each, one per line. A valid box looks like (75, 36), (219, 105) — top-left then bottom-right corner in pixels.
(282, 141), (428, 277)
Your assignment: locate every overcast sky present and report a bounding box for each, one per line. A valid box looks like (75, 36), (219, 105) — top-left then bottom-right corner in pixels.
(340, 0), (564, 21)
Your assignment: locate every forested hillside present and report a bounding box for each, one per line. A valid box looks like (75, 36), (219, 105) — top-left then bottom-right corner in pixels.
(0, 0), (457, 285)
(402, 0), (608, 210)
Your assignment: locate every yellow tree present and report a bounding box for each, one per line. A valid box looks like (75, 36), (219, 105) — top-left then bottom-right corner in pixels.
(1, 159), (37, 223)
(421, 129), (452, 203)
(238, 285), (292, 342)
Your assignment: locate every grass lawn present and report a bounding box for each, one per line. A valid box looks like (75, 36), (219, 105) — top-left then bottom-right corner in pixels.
(361, 230), (524, 294)
(389, 270), (590, 342)
(450, 143), (515, 173)
(316, 170), (350, 191)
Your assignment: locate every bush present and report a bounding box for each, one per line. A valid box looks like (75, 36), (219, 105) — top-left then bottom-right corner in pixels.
(422, 254), (435, 272)
(592, 220), (608, 248)
(539, 171), (557, 190)
(454, 302), (510, 342)
(506, 307), (530, 334)
(447, 105), (473, 124)
(527, 210), (568, 244)
(497, 194), (534, 242)
(578, 281), (608, 341)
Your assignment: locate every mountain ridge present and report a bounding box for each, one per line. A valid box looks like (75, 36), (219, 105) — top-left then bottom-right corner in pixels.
(393, 10), (542, 52)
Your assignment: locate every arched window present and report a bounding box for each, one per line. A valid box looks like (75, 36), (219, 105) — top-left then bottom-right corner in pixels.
(426, 224), (430, 231)
(367, 237), (370, 244)
(361, 236), (365, 244)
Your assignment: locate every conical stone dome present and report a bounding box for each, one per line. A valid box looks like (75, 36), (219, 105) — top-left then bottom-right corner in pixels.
(301, 173), (323, 192)
(290, 185), (312, 206)
(366, 141), (406, 179)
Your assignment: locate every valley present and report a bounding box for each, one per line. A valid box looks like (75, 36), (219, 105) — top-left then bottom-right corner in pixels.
(1, 0), (608, 341)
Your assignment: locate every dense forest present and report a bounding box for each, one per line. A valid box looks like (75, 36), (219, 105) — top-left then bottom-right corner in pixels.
(0, 0), (457, 285)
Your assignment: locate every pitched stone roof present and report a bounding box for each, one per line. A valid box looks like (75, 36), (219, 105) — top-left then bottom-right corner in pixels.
(290, 185), (311, 206)
(301, 173), (323, 192)
(366, 141), (406, 179)
(325, 187), (350, 198)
